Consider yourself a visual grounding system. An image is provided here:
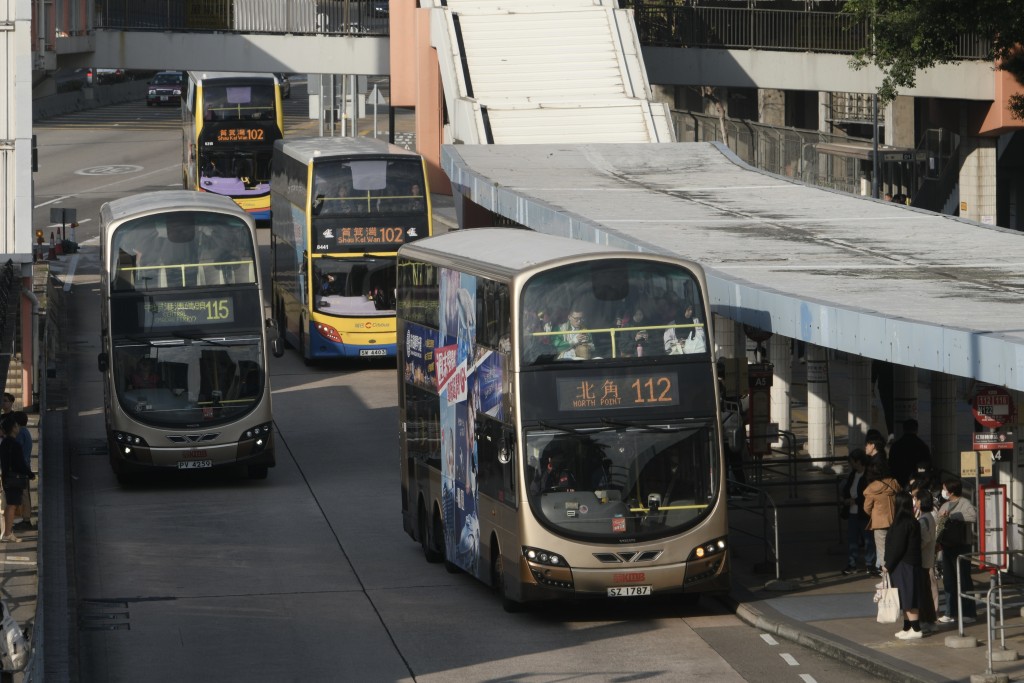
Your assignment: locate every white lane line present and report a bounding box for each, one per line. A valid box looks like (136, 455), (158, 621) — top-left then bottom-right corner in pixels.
(799, 675), (818, 683)
(780, 653), (799, 666)
(33, 163), (179, 209)
(760, 634), (779, 646)
(46, 218), (92, 229)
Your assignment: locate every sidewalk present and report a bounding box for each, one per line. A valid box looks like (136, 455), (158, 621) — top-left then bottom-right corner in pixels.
(721, 356), (1024, 683)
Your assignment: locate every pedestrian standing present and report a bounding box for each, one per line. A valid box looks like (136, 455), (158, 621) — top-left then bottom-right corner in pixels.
(937, 479), (978, 624)
(12, 412), (33, 531)
(886, 492), (923, 639)
(840, 449), (875, 574)
(0, 414), (33, 542)
(914, 488), (939, 632)
(863, 459), (900, 573)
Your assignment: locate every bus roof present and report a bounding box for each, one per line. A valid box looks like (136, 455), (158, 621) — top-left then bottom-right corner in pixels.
(274, 136), (420, 165)
(398, 228), (691, 280)
(187, 71), (278, 83)
(100, 190), (252, 226)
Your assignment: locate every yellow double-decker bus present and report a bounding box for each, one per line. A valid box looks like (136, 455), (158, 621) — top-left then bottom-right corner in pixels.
(397, 228), (729, 610)
(182, 72), (284, 221)
(270, 136), (431, 361)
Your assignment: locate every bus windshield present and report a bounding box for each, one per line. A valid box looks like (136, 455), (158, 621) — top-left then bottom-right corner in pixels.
(110, 212), (257, 291)
(520, 259), (708, 364)
(112, 339), (265, 428)
(312, 158), (426, 217)
(525, 423), (718, 542)
(203, 84), (276, 121)
(312, 255), (396, 316)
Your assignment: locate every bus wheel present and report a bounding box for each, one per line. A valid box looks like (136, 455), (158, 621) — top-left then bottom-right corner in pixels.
(276, 300), (292, 350)
(299, 319), (312, 366)
(248, 465), (269, 480)
(419, 501), (442, 563)
(493, 548), (522, 613)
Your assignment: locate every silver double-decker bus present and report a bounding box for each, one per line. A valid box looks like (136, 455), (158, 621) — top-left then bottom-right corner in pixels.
(97, 191), (283, 484)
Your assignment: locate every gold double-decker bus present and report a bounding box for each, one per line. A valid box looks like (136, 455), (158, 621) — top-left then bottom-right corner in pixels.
(397, 228), (729, 609)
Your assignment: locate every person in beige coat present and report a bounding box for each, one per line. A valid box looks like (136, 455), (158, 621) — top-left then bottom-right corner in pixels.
(863, 458), (901, 574)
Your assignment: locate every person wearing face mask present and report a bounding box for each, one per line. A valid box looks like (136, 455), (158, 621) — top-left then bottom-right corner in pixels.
(936, 478), (978, 625)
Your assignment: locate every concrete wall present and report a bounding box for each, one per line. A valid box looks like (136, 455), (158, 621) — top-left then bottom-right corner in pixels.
(32, 80), (150, 120)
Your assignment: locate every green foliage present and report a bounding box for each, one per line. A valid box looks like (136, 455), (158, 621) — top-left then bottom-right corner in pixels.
(844, 0), (1024, 106)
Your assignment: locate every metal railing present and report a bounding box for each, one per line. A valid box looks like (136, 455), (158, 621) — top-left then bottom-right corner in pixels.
(624, 2), (992, 59)
(95, 0), (390, 36)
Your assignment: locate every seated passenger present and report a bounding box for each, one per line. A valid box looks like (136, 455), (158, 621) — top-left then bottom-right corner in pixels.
(129, 358), (160, 390)
(664, 302), (707, 355)
(616, 306), (650, 357)
(552, 308), (594, 360)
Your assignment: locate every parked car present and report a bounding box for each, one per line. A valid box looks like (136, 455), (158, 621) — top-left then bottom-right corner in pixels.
(146, 71), (184, 107)
(275, 73), (291, 99)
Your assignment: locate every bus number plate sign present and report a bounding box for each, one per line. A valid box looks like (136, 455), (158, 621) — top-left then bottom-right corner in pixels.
(556, 372), (678, 411)
(144, 297), (235, 328)
(607, 586), (652, 597)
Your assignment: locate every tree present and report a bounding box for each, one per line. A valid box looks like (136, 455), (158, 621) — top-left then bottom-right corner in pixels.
(844, 0), (1024, 119)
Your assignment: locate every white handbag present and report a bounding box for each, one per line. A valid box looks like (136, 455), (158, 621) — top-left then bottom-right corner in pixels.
(875, 573), (901, 624)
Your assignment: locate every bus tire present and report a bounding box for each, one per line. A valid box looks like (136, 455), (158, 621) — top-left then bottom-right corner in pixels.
(420, 501), (442, 563)
(493, 547), (522, 613)
(275, 299), (292, 349)
(248, 465), (269, 480)
(299, 317), (313, 366)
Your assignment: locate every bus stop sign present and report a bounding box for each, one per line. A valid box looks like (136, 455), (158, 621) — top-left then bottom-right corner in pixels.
(972, 386), (1016, 428)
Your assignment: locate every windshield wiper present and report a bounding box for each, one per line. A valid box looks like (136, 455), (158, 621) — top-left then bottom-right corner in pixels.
(600, 418), (687, 433)
(170, 332), (259, 347)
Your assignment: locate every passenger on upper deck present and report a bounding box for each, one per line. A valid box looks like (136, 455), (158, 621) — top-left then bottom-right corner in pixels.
(664, 302), (707, 355)
(553, 307), (595, 360)
(615, 306), (650, 357)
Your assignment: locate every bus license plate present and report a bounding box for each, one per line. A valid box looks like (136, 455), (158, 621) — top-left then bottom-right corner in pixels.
(607, 586), (652, 597)
(177, 460), (212, 470)
(359, 349), (387, 357)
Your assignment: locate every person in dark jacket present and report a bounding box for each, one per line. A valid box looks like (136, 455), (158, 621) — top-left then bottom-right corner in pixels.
(0, 413), (33, 543)
(889, 419), (932, 489)
(885, 492), (923, 639)
(840, 449), (875, 574)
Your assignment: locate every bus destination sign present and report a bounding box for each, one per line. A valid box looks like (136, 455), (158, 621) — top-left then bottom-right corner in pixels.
(215, 127), (268, 143)
(315, 225), (416, 252)
(556, 372), (679, 411)
(144, 297), (235, 328)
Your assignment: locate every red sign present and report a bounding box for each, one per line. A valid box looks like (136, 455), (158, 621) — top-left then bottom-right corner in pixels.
(972, 386), (1016, 428)
(973, 431), (1014, 451)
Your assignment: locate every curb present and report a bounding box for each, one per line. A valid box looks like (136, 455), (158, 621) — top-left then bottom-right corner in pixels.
(718, 587), (947, 683)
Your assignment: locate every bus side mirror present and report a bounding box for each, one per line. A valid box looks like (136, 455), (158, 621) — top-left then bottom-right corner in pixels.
(266, 319), (285, 358)
(97, 352), (108, 372)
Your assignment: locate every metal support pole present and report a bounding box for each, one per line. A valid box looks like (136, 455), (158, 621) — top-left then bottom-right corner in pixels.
(871, 93), (879, 199)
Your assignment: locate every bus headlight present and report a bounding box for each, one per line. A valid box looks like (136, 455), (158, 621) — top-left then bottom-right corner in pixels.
(314, 322), (343, 343)
(112, 431), (149, 458)
(241, 422), (274, 453)
(523, 546), (574, 589)
(523, 546), (566, 567)
(687, 537), (727, 562)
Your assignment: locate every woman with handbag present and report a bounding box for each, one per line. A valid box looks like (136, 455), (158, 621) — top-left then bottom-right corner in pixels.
(0, 414), (33, 543)
(937, 478), (978, 624)
(885, 492), (923, 639)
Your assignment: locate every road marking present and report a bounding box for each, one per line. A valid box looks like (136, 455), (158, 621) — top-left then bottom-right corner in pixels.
(47, 218), (92, 229)
(780, 653), (799, 666)
(760, 634), (778, 645)
(34, 164), (180, 209)
(75, 164), (144, 176)
(799, 675), (818, 683)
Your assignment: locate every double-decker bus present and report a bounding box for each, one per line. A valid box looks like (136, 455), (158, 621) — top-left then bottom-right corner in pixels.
(397, 228), (729, 609)
(182, 72), (284, 221)
(96, 191), (283, 484)
(270, 136), (431, 361)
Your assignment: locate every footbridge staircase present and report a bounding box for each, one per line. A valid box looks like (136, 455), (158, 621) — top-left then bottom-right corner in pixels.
(427, 0), (674, 145)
